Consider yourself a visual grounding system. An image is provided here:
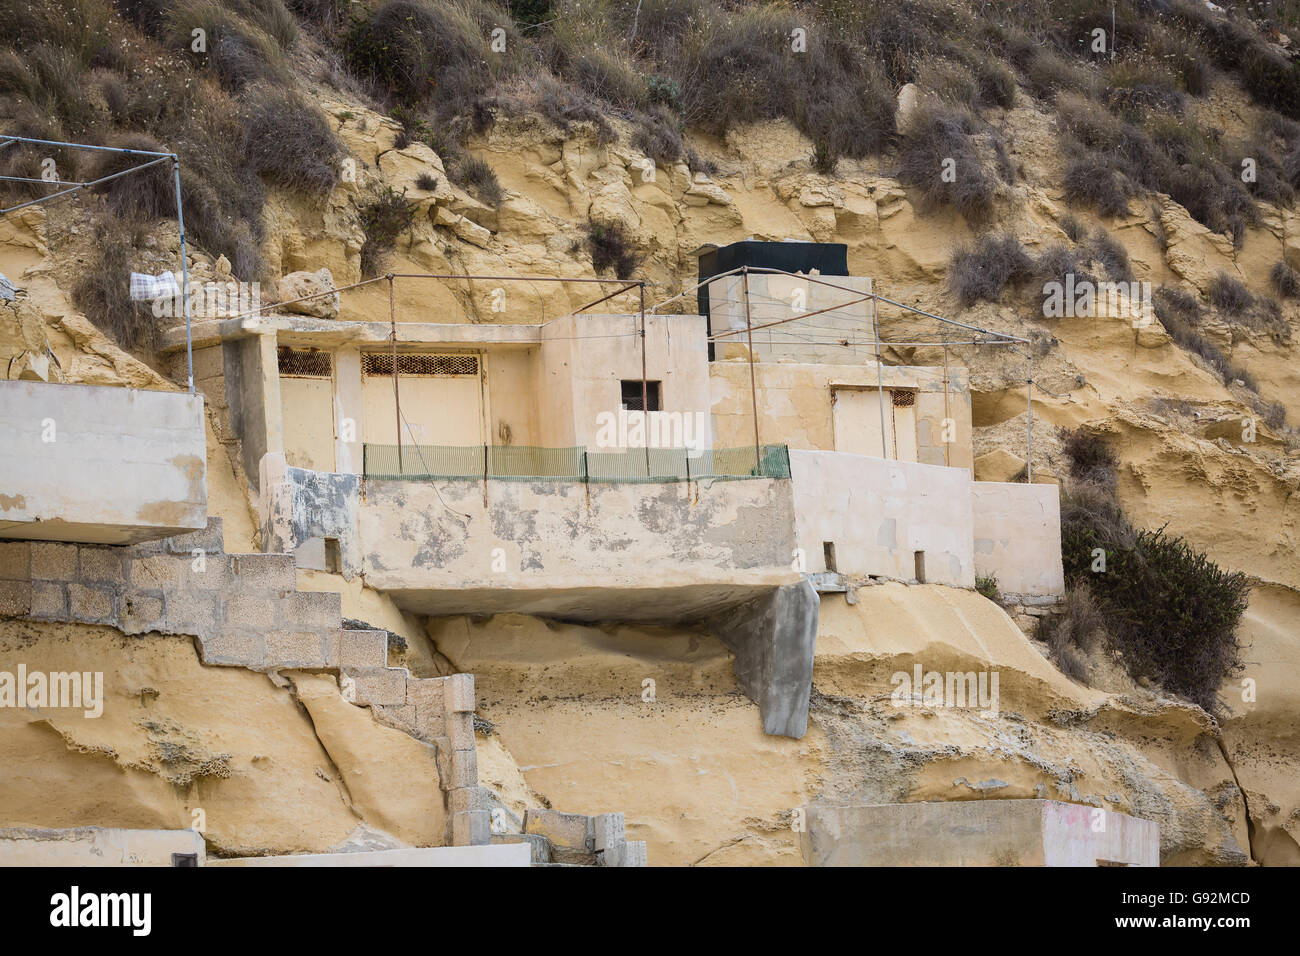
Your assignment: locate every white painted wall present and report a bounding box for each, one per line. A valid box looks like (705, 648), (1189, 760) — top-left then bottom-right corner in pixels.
(0, 381), (206, 544)
(971, 482), (1066, 601)
(789, 449), (975, 586)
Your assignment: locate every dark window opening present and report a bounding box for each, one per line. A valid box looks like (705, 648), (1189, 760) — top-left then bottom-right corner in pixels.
(914, 550), (927, 584)
(823, 542), (837, 573)
(620, 380), (661, 412)
(171, 853), (199, 867)
(324, 538), (341, 574)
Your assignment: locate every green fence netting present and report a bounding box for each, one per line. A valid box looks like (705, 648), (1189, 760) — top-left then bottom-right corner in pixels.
(362, 443), (791, 482)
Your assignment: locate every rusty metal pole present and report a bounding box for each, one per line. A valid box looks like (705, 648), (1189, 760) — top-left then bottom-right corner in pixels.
(388, 275), (402, 475)
(640, 281), (650, 477)
(871, 288), (888, 459)
(742, 268), (761, 473)
(1026, 348), (1034, 482)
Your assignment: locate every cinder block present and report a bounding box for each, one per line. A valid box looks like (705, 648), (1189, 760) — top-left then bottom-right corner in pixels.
(0, 581), (32, 616)
(229, 553), (296, 592)
(166, 591), (217, 633)
(406, 677), (446, 712)
(164, 519), (224, 556)
(434, 740), (478, 789)
(265, 630), (327, 667)
(593, 813), (626, 852)
(68, 583), (115, 622)
(524, 809), (593, 852)
(447, 711), (475, 752)
(224, 594), (275, 629)
(601, 840), (648, 867)
(78, 547), (124, 584)
(449, 786), (489, 814)
(338, 629), (388, 669)
(375, 703), (418, 735)
(30, 582), (67, 618)
(130, 555), (184, 590)
(121, 592), (165, 633)
(444, 673), (475, 713)
(200, 630), (264, 666)
(185, 554), (231, 590)
(452, 810), (490, 847)
(283, 590), (342, 631)
(31, 543), (78, 581)
(0, 542), (31, 581)
(347, 668), (407, 706)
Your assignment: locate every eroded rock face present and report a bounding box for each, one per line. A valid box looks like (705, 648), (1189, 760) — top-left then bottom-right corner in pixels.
(2, 72), (1297, 865)
(0, 621), (447, 855)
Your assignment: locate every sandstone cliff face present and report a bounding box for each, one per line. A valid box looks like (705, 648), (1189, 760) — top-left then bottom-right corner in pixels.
(1, 63), (1297, 864)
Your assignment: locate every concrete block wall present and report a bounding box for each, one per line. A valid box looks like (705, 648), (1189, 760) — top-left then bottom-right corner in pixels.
(368, 673), (487, 848)
(1, 519), (485, 845)
(507, 809), (647, 867)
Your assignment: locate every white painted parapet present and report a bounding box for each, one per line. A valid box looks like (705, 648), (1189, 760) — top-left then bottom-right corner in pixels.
(971, 481), (1066, 602)
(0, 381), (206, 545)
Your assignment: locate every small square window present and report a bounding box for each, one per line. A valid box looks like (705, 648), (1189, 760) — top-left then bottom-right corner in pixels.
(620, 380), (661, 412)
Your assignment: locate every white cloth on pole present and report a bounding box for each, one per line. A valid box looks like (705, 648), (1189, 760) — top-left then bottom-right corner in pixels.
(129, 271), (180, 302)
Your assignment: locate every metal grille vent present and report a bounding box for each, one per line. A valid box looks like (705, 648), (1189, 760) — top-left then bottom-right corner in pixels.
(891, 389), (916, 408)
(363, 353), (479, 377)
(278, 347), (332, 378)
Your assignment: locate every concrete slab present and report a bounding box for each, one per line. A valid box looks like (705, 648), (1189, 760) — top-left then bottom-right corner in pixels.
(799, 800), (1160, 867)
(0, 827), (204, 866)
(208, 843), (531, 866)
(0, 381), (206, 544)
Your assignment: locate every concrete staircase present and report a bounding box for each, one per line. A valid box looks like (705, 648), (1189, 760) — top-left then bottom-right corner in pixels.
(0, 518), (486, 846)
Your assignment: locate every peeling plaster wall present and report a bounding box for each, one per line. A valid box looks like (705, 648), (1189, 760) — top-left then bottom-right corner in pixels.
(260, 454), (361, 577)
(711, 361), (973, 470)
(971, 482), (1066, 602)
(358, 475), (794, 590)
(0, 380), (206, 545)
(788, 449), (975, 587)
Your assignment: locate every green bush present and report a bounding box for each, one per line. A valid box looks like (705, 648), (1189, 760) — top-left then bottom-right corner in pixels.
(358, 186), (416, 277)
(1056, 429), (1249, 713)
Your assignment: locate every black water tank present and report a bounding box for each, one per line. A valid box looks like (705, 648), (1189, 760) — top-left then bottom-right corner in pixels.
(694, 240), (849, 359)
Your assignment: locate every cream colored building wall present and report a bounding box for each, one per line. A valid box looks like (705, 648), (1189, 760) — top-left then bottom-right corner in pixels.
(788, 449), (975, 586)
(484, 349), (540, 447)
(709, 274), (875, 364)
(280, 376), (335, 471)
(711, 362), (973, 469)
(541, 313), (712, 450)
(334, 346), (364, 473)
(971, 481), (1066, 601)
